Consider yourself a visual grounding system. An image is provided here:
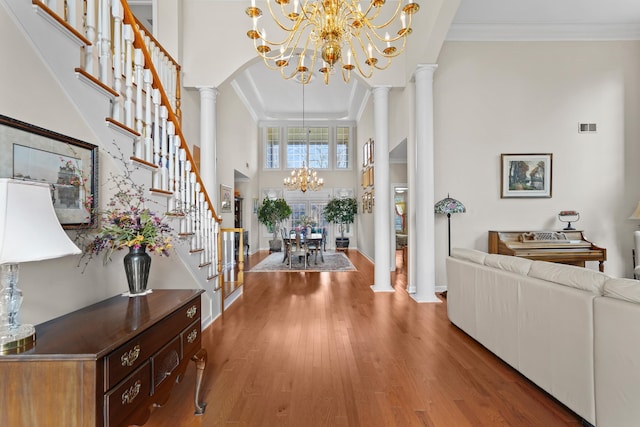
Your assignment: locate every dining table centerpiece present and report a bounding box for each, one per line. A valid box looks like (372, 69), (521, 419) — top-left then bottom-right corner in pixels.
(85, 175), (173, 295)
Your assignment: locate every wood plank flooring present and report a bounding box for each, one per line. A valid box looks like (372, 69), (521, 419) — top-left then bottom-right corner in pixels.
(143, 250), (582, 427)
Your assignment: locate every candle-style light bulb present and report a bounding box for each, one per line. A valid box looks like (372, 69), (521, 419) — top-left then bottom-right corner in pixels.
(401, 12), (406, 29)
(347, 49), (352, 65)
(367, 43), (373, 59)
(385, 32), (391, 48)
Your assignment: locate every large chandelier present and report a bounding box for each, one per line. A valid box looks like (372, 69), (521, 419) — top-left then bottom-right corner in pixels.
(284, 163), (325, 192)
(245, 0), (420, 84)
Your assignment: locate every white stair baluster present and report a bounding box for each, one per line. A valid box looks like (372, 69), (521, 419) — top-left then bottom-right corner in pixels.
(134, 48), (144, 158)
(123, 24), (134, 128)
(143, 69), (153, 163)
(85, 0), (96, 73)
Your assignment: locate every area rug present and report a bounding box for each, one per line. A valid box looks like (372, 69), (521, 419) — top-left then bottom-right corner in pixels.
(248, 251), (356, 272)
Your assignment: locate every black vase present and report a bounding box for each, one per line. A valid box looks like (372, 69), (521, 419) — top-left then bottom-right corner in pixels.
(123, 245), (151, 294)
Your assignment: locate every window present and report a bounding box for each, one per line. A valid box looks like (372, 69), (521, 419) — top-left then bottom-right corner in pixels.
(265, 127), (280, 169)
(287, 127), (329, 169)
(264, 124), (353, 171)
(336, 127), (349, 169)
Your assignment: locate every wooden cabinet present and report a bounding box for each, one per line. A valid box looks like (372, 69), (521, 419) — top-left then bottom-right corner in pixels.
(0, 289), (207, 427)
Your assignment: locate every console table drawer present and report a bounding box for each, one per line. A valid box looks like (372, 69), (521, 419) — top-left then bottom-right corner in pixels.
(182, 319), (202, 359)
(105, 361), (151, 427)
(152, 336), (181, 392)
(106, 297), (202, 389)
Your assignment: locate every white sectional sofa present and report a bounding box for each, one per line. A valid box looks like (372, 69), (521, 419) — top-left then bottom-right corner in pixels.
(446, 248), (640, 427)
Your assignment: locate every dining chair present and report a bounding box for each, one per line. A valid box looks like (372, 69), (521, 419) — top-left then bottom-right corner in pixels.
(289, 230), (307, 269)
(281, 227), (291, 263)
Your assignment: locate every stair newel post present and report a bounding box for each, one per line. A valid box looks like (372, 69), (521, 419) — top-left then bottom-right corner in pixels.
(85, 0), (96, 73)
(110, 1), (122, 121)
(124, 24), (134, 128)
(152, 88), (161, 189)
(134, 48), (144, 155)
(160, 106), (169, 191)
(143, 69), (153, 163)
(98, 0), (110, 84)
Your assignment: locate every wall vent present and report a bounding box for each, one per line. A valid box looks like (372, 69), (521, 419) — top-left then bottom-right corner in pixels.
(578, 123), (597, 133)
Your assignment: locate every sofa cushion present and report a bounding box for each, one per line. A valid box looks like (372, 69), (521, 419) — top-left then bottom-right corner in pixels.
(604, 278), (640, 303)
(484, 254), (532, 275)
(528, 261), (608, 294)
(451, 248), (486, 264)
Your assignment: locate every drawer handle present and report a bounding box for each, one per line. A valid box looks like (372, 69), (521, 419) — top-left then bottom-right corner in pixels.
(186, 305), (197, 319)
(121, 345), (141, 367)
(121, 380), (141, 405)
(187, 329), (198, 344)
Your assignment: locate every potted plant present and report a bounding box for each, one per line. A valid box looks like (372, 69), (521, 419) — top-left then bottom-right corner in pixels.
(323, 197), (358, 249)
(257, 198), (292, 252)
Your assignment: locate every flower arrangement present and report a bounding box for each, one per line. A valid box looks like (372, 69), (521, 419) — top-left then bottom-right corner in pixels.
(295, 215), (317, 229)
(86, 174), (173, 264)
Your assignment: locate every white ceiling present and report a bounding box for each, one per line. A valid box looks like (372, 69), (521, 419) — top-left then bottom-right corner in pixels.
(130, 0), (640, 121)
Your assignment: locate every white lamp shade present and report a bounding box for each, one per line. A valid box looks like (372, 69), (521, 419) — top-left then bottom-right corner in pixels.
(0, 179), (81, 264)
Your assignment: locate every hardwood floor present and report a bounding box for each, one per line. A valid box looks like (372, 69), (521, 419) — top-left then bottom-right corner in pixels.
(144, 250), (582, 427)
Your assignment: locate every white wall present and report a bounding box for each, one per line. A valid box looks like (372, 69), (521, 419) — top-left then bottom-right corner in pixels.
(357, 99), (376, 259)
(0, 4), (202, 325)
(434, 41), (640, 283)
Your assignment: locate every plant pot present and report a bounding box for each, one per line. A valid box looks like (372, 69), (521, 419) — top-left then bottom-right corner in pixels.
(269, 239), (283, 253)
(123, 245), (151, 294)
(336, 237), (350, 249)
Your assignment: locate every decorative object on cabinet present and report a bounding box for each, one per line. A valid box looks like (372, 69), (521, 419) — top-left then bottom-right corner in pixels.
(0, 114), (98, 228)
(500, 153), (552, 198)
(83, 174), (173, 293)
(434, 194), (466, 256)
(220, 184), (232, 213)
(558, 210), (580, 230)
(0, 289), (207, 426)
(0, 179), (81, 354)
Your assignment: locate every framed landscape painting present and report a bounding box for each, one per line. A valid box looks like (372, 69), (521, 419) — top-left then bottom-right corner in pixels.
(0, 114), (98, 228)
(501, 153), (552, 198)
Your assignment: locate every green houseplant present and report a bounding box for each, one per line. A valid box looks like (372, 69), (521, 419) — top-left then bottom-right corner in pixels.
(257, 198), (292, 252)
(323, 197), (358, 249)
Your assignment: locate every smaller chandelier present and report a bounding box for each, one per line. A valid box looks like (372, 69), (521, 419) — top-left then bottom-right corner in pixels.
(245, 0), (419, 84)
(284, 163), (324, 192)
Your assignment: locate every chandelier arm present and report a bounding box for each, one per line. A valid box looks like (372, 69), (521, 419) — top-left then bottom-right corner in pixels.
(264, 0), (301, 32)
(363, 1), (404, 29)
(344, 37), (374, 79)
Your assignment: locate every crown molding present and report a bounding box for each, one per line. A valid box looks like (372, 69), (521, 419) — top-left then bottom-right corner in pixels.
(446, 23), (640, 41)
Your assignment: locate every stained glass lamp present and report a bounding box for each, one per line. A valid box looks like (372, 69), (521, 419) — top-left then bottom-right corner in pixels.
(434, 194), (466, 256)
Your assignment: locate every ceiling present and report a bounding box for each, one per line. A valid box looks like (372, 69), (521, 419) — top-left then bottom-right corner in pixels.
(129, 0), (640, 121)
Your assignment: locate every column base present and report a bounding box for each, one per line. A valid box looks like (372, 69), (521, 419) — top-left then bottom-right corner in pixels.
(370, 284), (394, 293)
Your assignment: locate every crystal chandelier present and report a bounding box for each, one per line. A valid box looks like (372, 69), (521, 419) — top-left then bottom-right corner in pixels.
(284, 163), (324, 192)
(245, 0), (420, 84)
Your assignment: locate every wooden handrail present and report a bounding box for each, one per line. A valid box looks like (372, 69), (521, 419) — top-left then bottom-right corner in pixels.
(132, 15), (181, 71)
(121, 4), (220, 223)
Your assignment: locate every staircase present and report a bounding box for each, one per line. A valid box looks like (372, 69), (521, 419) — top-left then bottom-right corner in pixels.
(2, 0), (244, 322)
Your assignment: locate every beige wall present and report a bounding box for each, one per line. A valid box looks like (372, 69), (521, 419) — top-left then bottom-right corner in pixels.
(433, 41), (640, 283)
(0, 5), (202, 325)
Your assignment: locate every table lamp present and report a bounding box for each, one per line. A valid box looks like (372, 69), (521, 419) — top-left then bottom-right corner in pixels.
(558, 210), (580, 230)
(434, 194), (466, 256)
(0, 179), (81, 353)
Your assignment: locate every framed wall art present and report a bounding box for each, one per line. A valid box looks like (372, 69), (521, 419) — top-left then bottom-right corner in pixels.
(220, 184), (232, 213)
(0, 114), (98, 228)
(501, 153), (552, 198)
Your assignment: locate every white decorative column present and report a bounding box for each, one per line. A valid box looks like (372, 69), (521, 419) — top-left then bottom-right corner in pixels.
(371, 86), (394, 292)
(198, 87), (218, 208)
(406, 79), (417, 294)
(411, 64), (440, 303)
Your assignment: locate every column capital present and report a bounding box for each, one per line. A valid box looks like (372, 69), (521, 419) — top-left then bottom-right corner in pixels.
(196, 86), (218, 101)
(414, 64), (438, 82)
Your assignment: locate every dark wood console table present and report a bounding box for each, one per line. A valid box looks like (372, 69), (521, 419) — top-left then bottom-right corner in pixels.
(0, 289), (207, 427)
